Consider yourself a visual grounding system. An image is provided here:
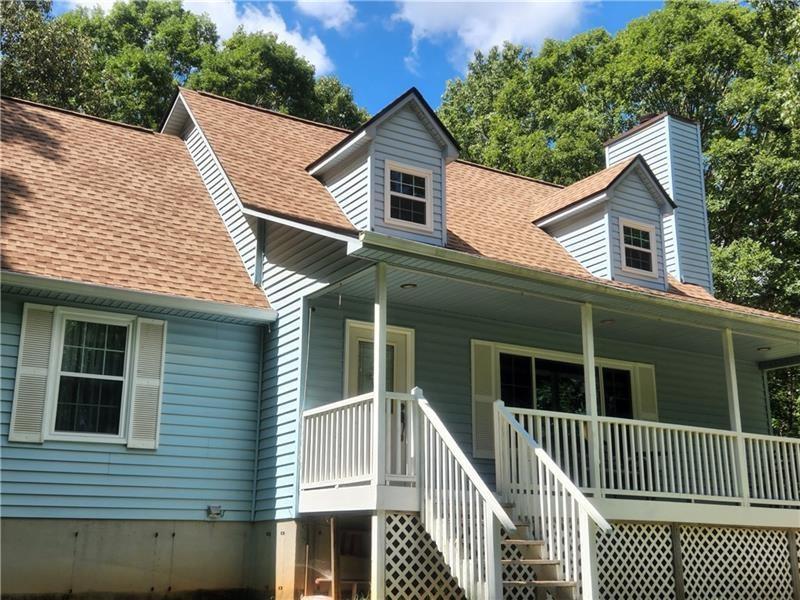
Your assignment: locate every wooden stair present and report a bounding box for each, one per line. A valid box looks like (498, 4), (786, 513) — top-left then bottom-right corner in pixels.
(499, 506), (578, 600)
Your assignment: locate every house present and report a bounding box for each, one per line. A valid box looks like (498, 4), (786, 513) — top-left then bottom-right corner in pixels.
(1, 87), (798, 600)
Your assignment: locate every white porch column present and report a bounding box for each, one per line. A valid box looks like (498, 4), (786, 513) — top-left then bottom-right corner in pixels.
(370, 510), (386, 600)
(372, 262), (388, 487)
(581, 303), (603, 496)
(722, 328), (751, 505)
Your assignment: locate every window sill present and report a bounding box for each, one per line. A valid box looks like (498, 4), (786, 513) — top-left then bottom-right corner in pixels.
(44, 432), (128, 445)
(383, 216), (435, 235)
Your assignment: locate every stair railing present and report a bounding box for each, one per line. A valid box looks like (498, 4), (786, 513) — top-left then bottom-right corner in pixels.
(494, 400), (612, 600)
(415, 387), (516, 600)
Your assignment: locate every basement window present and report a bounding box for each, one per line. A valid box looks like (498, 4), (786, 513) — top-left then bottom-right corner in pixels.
(620, 219), (657, 277)
(384, 160), (433, 233)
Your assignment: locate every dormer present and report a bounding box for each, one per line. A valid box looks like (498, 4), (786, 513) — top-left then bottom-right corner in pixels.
(308, 88), (459, 246)
(534, 156), (676, 291)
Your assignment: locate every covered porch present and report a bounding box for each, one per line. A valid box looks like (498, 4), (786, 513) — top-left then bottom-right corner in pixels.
(297, 257), (799, 521)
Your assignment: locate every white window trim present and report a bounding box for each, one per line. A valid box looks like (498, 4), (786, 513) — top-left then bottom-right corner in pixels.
(619, 218), (659, 279)
(343, 319), (415, 397)
(489, 340), (653, 418)
(383, 160), (434, 234)
(43, 307), (137, 444)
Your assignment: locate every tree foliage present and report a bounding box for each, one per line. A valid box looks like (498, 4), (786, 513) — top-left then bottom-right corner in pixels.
(1, 0), (368, 129)
(439, 0), (800, 317)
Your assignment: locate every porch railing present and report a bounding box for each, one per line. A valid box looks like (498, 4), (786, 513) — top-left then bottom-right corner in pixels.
(300, 391), (418, 490)
(494, 401), (612, 598)
(508, 407), (800, 505)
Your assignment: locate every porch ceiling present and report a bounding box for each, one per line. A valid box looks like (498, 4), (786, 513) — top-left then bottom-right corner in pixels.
(320, 265), (800, 364)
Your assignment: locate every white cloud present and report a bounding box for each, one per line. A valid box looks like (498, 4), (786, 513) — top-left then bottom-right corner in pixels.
(295, 0), (357, 31)
(185, 1), (335, 74)
(393, 0), (589, 70)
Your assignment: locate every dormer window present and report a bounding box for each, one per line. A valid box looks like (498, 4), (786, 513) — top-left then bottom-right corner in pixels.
(620, 219), (657, 277)
(385, 160), (433, 233)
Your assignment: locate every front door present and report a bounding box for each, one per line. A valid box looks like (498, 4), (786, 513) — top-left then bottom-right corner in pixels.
(345, 320), (414, 397)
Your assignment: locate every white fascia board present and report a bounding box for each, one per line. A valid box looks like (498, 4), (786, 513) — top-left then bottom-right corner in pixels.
(1, 271), (276, 322)
(536, 193), (608, 228)
(241, 207), (358, 244)
(307, 130), (370, 176)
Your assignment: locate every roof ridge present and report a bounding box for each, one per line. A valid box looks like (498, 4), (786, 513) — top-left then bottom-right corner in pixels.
(1, 96), (157, 135)
(181, 87), (354, 134)
(454, 159), (564, 189)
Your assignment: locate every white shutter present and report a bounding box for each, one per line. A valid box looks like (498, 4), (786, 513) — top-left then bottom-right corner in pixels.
(9, 304), (55, 443)
(471, 340), (497, 459)
(634, 364), (659, 421)
(127, 319), (167, 449)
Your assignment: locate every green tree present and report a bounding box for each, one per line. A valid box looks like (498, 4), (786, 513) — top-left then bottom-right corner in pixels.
(0, 0), (95, 109)
(439, 0), (800, 315)
(2, 0), (368, 129)
(187, 30), (367, 129)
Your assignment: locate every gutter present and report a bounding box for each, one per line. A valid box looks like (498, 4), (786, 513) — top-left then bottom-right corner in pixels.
(351, 232), (800, 334)
(1, 271), (277, 323)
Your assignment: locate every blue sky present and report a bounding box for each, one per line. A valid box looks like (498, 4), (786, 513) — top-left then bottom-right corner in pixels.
(58, 1), (664, 113)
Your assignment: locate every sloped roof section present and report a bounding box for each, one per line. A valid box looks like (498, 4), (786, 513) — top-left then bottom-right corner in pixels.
(179, 88), (356, 234)
(1, 97), (269, 311)
(531, 157), (636, 222)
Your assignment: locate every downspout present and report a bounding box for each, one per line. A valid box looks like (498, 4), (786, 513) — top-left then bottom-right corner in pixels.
(250, 325), (265, 521)
(251, 219), (267, 521)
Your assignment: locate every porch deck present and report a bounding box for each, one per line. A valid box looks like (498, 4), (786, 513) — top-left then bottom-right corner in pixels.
(298, 390), (800, 513)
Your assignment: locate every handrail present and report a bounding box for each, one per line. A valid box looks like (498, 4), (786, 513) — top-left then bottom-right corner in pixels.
(417, 391), (516, 531)
(496, 402), (611, 531)
(302, 392), (374, 417)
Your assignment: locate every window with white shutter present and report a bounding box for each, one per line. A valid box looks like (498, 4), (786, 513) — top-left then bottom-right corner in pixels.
(8, 304), (166, 448)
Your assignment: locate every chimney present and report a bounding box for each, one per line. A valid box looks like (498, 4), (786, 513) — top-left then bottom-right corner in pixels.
(604, 113), (714, 292)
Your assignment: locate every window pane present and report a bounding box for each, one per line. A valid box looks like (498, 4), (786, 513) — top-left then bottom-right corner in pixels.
(499, 353), (533, 409)
(55, 376), (123, 434)
(390, 195), (426, 225)
(602, 367), (633, 419)
(535, 358), (585, 414)
(623, 226), (651, 249)
(60, 319), (127, 376)
(63, 320), (85, 346)
(356, 341), (396, 395)
(389, 170), (426, 199)
(625, 247), (653, 272)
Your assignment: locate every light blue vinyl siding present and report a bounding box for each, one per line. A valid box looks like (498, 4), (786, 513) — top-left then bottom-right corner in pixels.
(305, 296), (770, 482)
(255, 224), (363, 520)
(549, 207), (610, 279)
(1, 293), (262, 520)
(325, 153), (370, 230)
(371, 105), (445, 246)
(183, 123), (257, 281)
(667, 118), (714, 291)
(606, 116), (713, 292)
(609, 170), (668, 290)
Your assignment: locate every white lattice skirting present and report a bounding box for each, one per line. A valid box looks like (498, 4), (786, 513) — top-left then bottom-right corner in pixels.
(384, 512), (466, 600)
(597, 522), (800, 600)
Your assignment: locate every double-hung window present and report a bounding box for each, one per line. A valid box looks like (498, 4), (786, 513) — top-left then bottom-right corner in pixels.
(53, 313), (134, 439)
(384, 160), (433, 232)
(9, 304), (167, 448)
(620, 219), (657, 277)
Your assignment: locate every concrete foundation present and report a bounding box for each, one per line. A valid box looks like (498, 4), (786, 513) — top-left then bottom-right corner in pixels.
(1, 519), (277, 599)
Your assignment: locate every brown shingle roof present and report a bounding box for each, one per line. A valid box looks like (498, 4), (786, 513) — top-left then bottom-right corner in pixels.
(531, 157), (637, 222)
(178, 91), (798, 325)
(1, 97), (268, 311)
(179, 88), (355, 234)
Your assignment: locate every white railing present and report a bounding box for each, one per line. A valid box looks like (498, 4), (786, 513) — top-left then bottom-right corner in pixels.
(417, 389), (516, 600)
(507, 407), (800, 506)
(495, 401), (612, 598)
(745, 433), (800, 504)
(386, 392), (417, 483)
(301, 393), (374, 489)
